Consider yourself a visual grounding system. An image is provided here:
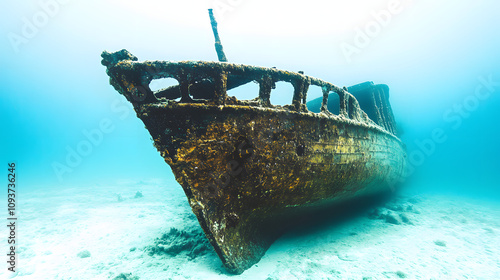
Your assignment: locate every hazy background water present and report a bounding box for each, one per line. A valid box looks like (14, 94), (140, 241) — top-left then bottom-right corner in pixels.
(1, 0), (499, 198)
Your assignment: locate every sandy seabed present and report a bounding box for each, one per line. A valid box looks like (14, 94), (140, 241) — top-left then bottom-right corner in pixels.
(2, 181), (499, 280)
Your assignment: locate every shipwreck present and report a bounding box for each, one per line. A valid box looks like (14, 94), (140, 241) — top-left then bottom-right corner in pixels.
(101, 9), (406, 274)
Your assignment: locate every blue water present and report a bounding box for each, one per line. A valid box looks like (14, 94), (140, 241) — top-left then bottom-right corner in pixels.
(2, 1), (498, 196)
(1, 1), (499, 278)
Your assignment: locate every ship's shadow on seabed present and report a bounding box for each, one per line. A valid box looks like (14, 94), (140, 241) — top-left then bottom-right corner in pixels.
(146, 190), (401, 274)
(268, 190), (400, 241)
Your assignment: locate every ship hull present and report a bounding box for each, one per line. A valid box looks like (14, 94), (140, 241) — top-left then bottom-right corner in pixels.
(135, 102), (406, 274)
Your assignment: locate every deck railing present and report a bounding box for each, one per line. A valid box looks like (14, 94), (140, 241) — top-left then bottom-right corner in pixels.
(102, 49), (374, 126)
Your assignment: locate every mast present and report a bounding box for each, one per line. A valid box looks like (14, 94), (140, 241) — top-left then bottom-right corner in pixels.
(208, 9), (228, 62)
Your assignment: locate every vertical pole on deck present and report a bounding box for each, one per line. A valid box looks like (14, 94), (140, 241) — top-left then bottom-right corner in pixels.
(208, 9), (228, 62)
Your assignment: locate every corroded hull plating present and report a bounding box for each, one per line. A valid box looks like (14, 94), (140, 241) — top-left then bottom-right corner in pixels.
(101, 49), (407, 274)
(136, 103), (406, 274)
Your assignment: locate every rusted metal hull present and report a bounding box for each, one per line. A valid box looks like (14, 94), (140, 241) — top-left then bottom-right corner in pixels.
(101, 49), (406, 274)
(135, 102), (406, 274)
